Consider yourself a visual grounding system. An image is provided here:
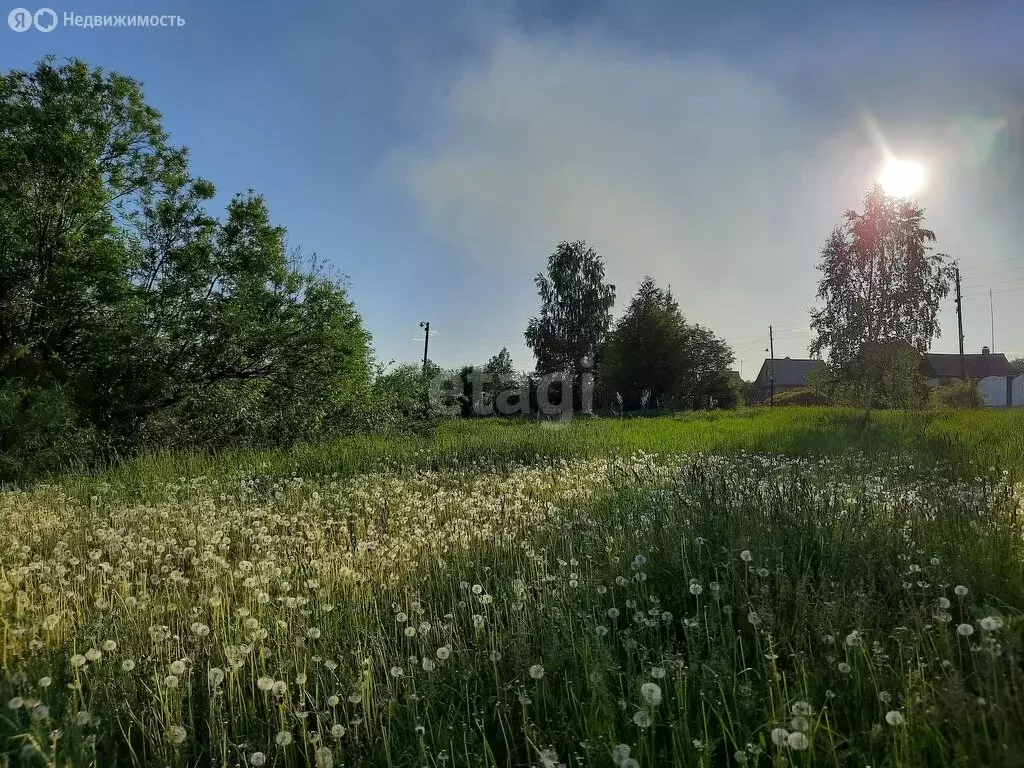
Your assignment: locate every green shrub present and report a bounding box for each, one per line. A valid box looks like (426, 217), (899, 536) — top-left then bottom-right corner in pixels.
(932, 379), (984, 409)
(771, 387), (831, 406)
(0, 381), (102, 484)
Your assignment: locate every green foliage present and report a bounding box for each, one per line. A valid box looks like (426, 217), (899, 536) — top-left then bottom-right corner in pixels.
(770, 386), (831, 406)
(0, 58), (374, 476)
(812, 342), (931, 410)
(932, 379), (984, 409)
(1009, 357), (1024, 376)
(599, 277), (734, 410)
(810, 185), (955, 415)
(0, 381), (101, 483)
(525, 240), (615, 376)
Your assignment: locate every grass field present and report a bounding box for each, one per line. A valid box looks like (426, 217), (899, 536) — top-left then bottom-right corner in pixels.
(2, 408), (1024, 766)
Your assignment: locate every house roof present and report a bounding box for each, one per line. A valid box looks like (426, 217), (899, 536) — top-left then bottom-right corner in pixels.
(756, 358), (825, 387)
(922, 352), (1012, 379)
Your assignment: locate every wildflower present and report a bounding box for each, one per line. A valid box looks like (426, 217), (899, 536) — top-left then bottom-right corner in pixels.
(315, 746), (334, 768)
(954, 585), (968, 597)
(38, 677), (51, 688)
(472, 584), (483, 594)
(166, 725), (187, 745)
(689, 583), (703, 596)
(436, 646), (451, 660)
(747, 611), (760, 626)
(276, 730), (293, 746)
(164, 675), (179, 689)
(257, 676), (274, 691)
(611, 744), (632, 765)
(121, 659), (135, 672)
(790, 716), (810, 733)
(770, 727), (789, 746)
(101, 640), (117, 652)
(330, 723), (345, 738)
(640, 682), (662, 706)
(30, 704), (49, 721)
(838, 662), (851, 673)
(787, 732), (809, 750)
(529, 664), (545, 680)
(70, 654), (87, 668)
(208, 668), (225, 687)
(791, 701), (812, 716)
(8, 697), (24, 710)
(84, 648), (101, 661)
(937, 597), (951, 609)
(489, 650), (502, 662)
(980, 616), (1003, 631)
(632, 710), (652, 728)
(885, 710), (905, 726)
(327, 695), (340, 706)
(250, 752), (266, 766)
(390, 666), (404, 678)
(957, 623), (974, 637)
(169, 660), (186, 676)
(272, 680), (288, 696)
(422, 657), (436, 672)
(307, 628), (321, 640)
(650, 666), (666, 679)
(608, 607), (620, 619)
(404, 626), (416, 637)
(740, 550), (753, 562)
(845, 631), (861, 647)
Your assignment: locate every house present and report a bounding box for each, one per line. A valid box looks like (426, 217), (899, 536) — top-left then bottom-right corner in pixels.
(754, 357), (826, 401)
(920, 347), (1012, 386)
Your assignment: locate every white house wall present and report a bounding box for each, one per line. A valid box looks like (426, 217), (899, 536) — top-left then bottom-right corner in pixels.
(1014, 375), (1024, 407)
(979, 376), (1008, 407)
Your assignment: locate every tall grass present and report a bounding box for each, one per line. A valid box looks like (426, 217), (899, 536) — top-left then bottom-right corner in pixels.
(2, 410), (1023, 766)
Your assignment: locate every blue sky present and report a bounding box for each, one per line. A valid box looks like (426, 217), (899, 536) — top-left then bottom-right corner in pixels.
(4, 0), (1023, 378)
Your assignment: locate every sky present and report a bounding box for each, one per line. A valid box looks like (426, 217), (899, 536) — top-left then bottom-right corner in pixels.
(4, 0), (1023, 379)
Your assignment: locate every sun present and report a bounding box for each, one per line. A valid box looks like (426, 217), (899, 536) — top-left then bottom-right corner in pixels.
(878, 157), (924, 198)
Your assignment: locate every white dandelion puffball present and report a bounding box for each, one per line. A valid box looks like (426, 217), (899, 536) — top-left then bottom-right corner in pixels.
(787, 731), (809, 751)
(790, 716), (810, 733)
(885, 710), (905, 726)
(163, 675), (179, 689)
(740, 550), (753, 562)
(689, 583), (703, 596)
(957, 623), (975, 637)
(937, 597), (951, 609)
(330, 723), (345, 738)
(611, 744), (632, 765)
(169, 660), (186, 676)
(250, 752), (266, 766)
(275, 730), (293, 746)
(390, 666), (404, 678)
(272, 680), (288, 696)
(770, 727), (790, 746)
(650, 666), (666, 679)
(84, 648), (101, 662)
(38, 677), (51, 688)
(208, 667), (225, 687)
(791, 701), (812, 716)
(980, 616), (1003, 631)
(436, 646), (451, 660)
(166, 725), (187, 745)
(838, 662), (851, 673)
(640, 682), (662, 706)
(954, 585), (968, 597)
(121, 659), (135, 672)
(257, 676), (274, 691)
(8, 697), (23, 710)
(315, 746), (334, 768)
(632, 710), (652, 728)
(70, 654), (87, 668)
(529, 664), (545, 680)
(102, 639), (117, 652)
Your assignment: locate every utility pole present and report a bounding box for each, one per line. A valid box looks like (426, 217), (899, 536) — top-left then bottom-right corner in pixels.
(419, 321), (430, 375)
(990, 289), (995, 352)
(769, 324), (775, 408)
(955, 268), (966, 380)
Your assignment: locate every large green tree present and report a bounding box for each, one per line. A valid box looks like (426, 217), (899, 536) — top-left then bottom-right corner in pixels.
(809, 185), (954, 419)
(525, 240), (616, 376)
(600, 277), (734, 410)
(0, 57), (373, 464)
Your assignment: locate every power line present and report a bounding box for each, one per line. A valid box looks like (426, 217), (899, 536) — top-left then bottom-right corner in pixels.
(962, 285), (1024, 299)
(959, 264), (1024, 282)
(958, 255), (1024, 271)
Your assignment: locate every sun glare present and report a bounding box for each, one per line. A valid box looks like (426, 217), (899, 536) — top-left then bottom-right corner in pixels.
(878, 157), (924, 198)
